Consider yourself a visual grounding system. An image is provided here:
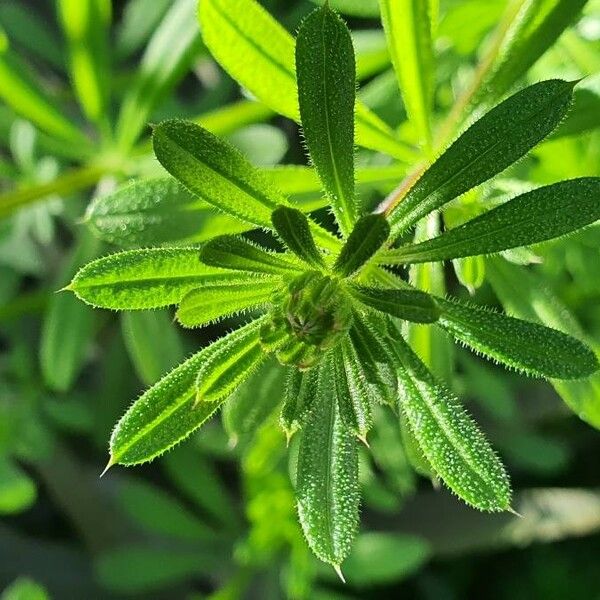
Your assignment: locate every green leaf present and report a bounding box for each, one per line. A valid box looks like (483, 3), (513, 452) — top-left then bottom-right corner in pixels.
(121, 310), (185, 386)
(310, 0), (380, 18)
(0, 577), (49, 600)
(153, 120), (286, 228)
(334, 214), (390, 277)
(176, 279), (277, 328)
(115, 0), (171, 59)
(296, 5), (357, 236)
(195, 315), (268, 402)
(483, 0), (588, 101)
(222, 359), (285, 438)
(379, 0), (435, 146)
(57, 0), (111, 124)
(67, 247), (244, 310)
(199, 0), (415, 161)
(297, 358), (360, 567)
(385, 178), (600, 263)
(271, 205), (324, 268)
(390, 335), (512, 511)
(110, 319), (264, 465)
(200, 235), (301, 275)
(0, 47), (87, 144)
(386, 79), (576, 238)
(486, 258), (600, 429)
(116, 478), (215, 540)
(335, 342), (372, 441)
(116, 0), (203, 149)
(349, 315), (397, 406)
(280, 367), (319, 440)
(85, 178), (247, 248)
(40, 232), (99, 392)
(437, 297), (598, 379)
(0, 457), (36, 514)
(350, 285), (439, 323)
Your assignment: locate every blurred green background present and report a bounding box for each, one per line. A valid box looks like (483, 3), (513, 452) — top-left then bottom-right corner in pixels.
(0, 0), (599, 598)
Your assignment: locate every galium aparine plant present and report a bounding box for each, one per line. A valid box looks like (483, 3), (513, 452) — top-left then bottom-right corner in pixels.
(66, 2), (600, 572)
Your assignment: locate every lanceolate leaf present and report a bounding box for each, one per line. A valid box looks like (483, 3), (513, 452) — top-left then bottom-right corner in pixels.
(176, 280), (277, 328)
(280, 367), (319, 439)
(385, 178), (600, 264)
(67, 247), (253, 309)
(110, 342), (238, 465)
(437, 297), (598, 379)
(379, 0), (435, 145)
(334, 214), (390, 277)
(350, 286), (439, 323)
(199, 235), (301, 275)
(390, 335), (512, 511)
(195, 316), (267, 402)
(336, 341), (372, 440)
(199, 0), (415, 161)
(271, 206), (324, 268)
(153, 120), (286, 228)
(85, 178), (247, 247)
(296, 5), (357, 236)
(297, 358), (360, 568)
(386, 79), (577, 238)
(349, 315), (398, 406)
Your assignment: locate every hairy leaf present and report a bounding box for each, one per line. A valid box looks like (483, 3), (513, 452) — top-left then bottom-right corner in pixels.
(385, 178), (600, 263)
(297, 358), (360, 567)
(109, 330), (254, 465)
(199, 0), (415, 161)
(153, 120), (286, 228)
(280, 367), (319, 440)
(386, 79), (576, 237)
(199, 235), (301, 275)
(195, 316), (267, 402)
(335, 342), (372, 441)
(391, 335), (512, 511)
(176, 279), (277, 328)
(296, 5), (357, 236)
(116, 0), (203, 149)
(349, 315), (398, 405)
(379, 0), (435, 145)
(437, 297), (598, 379)
(67, 247), (252, 309)
(85, 178), (247, 247)
(334, 214), (390, 277)
(271, 206), (324, 268)
(350, 286), (439, 323)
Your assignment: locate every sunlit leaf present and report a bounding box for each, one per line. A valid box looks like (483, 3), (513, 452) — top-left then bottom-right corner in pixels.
(386, 79), (576, 238)
(379, 0), (435, 145)
(67, 247), (250, 309)
(385, 178), (600, 262)
(296, 5), (357, 235)
(297, 358), (359, 568)
(390, 334), (512, 511)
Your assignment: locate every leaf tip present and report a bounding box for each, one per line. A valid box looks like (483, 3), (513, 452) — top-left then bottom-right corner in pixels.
(507, 506), (523, 518)
(99, 456), (115, 478)
(333, 564), (346, 584)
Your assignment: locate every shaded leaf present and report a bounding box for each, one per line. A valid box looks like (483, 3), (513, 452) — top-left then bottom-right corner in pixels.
(280, 367), (319, 440)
